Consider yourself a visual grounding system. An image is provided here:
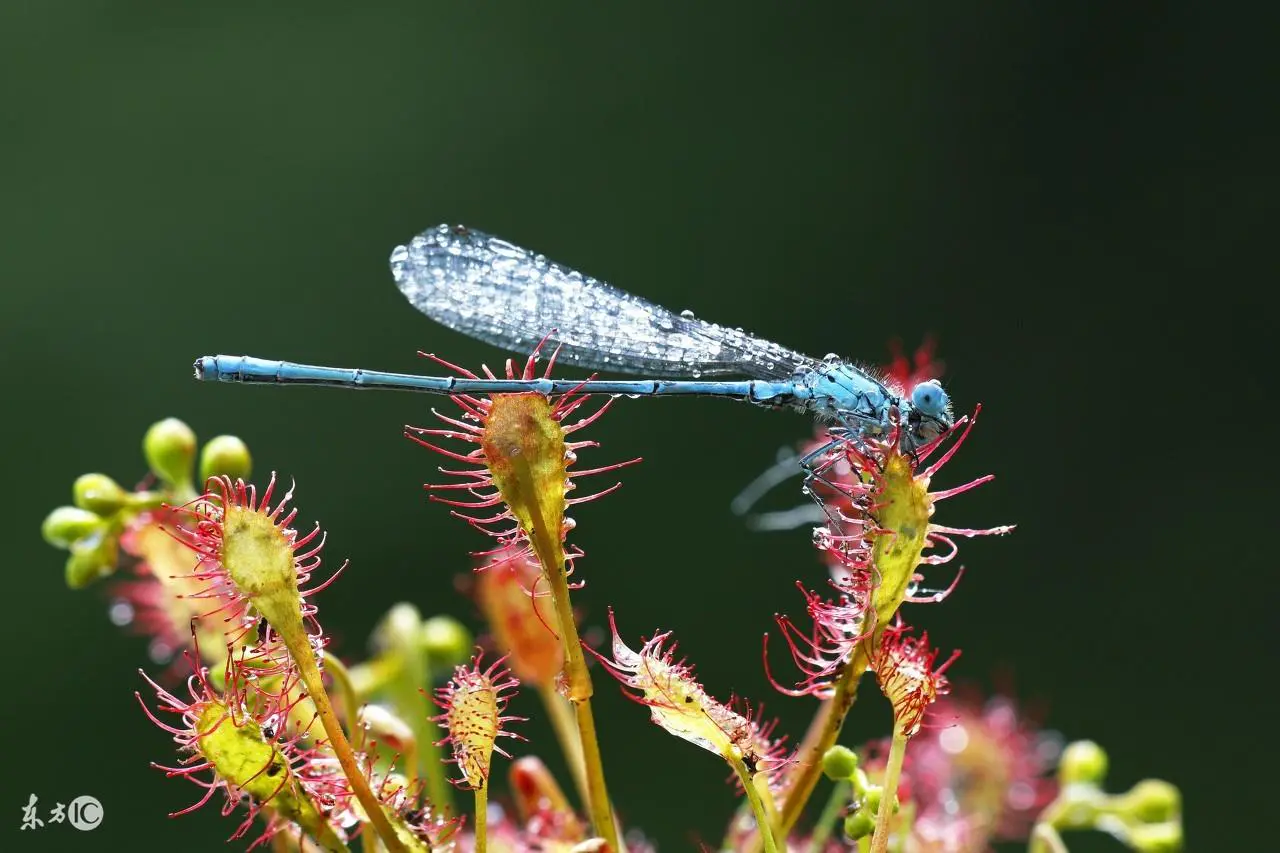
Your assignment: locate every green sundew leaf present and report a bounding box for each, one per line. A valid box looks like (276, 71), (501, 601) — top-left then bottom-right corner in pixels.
(194, 701), (346, 851)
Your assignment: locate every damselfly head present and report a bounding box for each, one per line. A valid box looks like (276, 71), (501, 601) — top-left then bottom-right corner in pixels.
(904, 379), (953, 449)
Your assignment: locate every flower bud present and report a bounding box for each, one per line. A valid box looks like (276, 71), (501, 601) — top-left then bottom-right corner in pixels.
(509, 755), (577, 828)
(821, 745), (859, 781)
(65, 536), (116, 588)
(1128, 820), (1183, 852)
(375, 602), (423, 653)
(1058, 740), (1108, 785)
(358, 704), (416, 756)
(199, 435), (252, 483)
(1123, 779), (1181, 824)
(72, 473), (129, 515)
(143, 418), (196, 488)
(421, 615), (472, 670)
(844, 810), (874, 840)
(42, 506), (103, 549)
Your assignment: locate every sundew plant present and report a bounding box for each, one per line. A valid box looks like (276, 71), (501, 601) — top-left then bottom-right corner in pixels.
(42, 230), (1182, 853)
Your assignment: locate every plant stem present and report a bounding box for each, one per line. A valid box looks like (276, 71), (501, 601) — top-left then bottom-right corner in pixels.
(777, 643), (871, 837)
(729, 753), (781, 853)
(322, 651), (361, 736)
(869, 732), (906, 853)
(537, 680), (588, 808)
(473, 784), (488, 853)
(755, 772), (782, 837)
(1028, 823), (1068, 853)
(527, 522), (620, 852)
(291, 644), (408, 853)
(571, 694), (620, 850)
(347, 654), (402, 696)
(325, 652), (426, 824)
(390, 647), (452, 812)
(808, 780), (851, 853)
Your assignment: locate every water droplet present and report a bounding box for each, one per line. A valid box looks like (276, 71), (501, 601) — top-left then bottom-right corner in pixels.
(625, 393), (642, 399)
(823, 353), (842, 365)
(148, 640), (174, 664)
(690, 368), (703, 378)
(489, 238), (523, 259)
(679, 309), (696, 320)
(108, 600), (134, 627)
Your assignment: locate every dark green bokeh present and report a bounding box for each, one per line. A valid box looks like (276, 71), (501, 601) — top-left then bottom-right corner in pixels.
(2, 4), (1268, 850)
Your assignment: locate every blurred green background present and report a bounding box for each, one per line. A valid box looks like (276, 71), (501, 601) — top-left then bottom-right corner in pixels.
(2, 3), (1268, 850)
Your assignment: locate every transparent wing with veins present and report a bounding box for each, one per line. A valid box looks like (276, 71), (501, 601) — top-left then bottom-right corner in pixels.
(391, 224), (817, 381)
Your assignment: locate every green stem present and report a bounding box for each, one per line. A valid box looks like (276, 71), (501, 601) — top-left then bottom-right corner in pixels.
(869, 732), (907, 853)
(527, 521), (620, 852)
(348, 654), (402, 696)
(290, 643), (408, 853)
(571, 696), (620, 850)
(730, 753), (780, 853)
(808, 780), (851, 853)
(537, 680), (588, 808)
(390, 652), (451, 812)
(775, 643), (871, 841)
(1028, 823), (1068, 853)
(323, 650), (420, 789)
(322, 652), (361, 736)
(473, 784), (488, 853)
(755, 772), (781, 838)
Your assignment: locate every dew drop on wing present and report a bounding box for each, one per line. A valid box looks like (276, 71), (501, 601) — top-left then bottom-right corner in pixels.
(625, 393), (642, 399)
(823, 353), (842, 365)
(679, 309), (696, 319)
(489, 238), (523, 259)
(690, 368), (703, 378)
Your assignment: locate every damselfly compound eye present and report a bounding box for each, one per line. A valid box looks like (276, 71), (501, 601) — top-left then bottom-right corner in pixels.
(910, 380), (949, 418)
